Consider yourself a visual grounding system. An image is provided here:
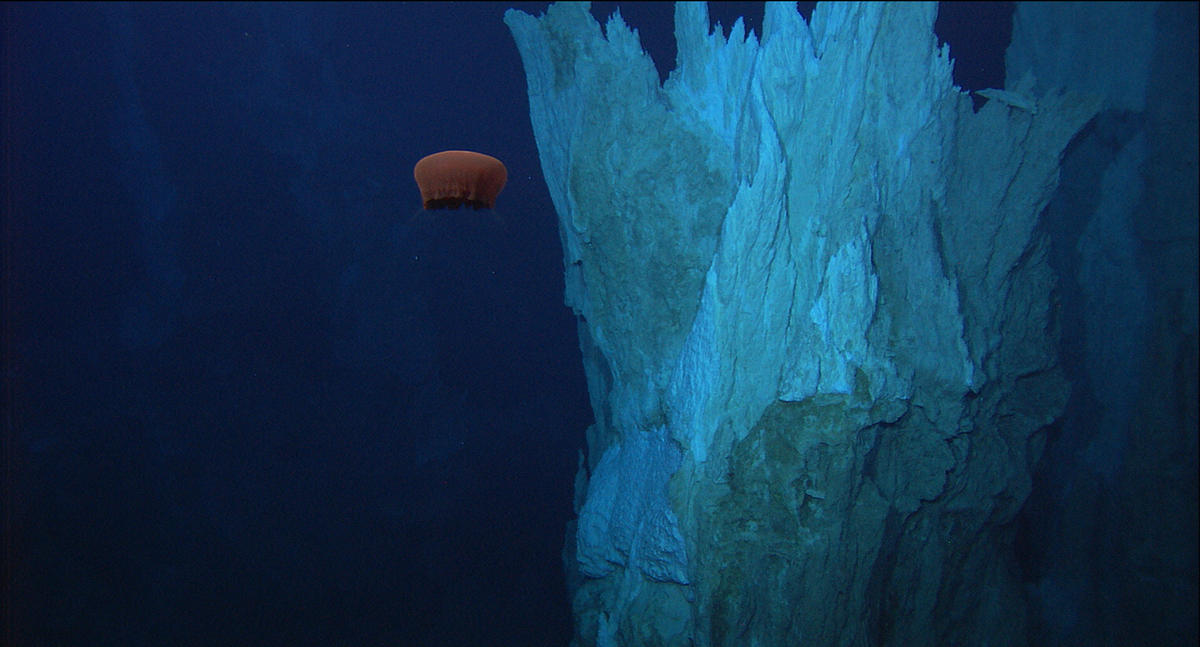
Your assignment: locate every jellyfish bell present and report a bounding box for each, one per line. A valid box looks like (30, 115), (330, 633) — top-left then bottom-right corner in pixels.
(413, 150), (507, 210)
(405, 149), (509, 243)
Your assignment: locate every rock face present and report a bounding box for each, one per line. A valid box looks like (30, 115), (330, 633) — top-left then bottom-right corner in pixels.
(506, 3), (1098, 645)
(1008, 3), (1199, 645)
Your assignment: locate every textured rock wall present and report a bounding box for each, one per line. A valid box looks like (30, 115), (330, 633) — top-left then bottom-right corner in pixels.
(1008, 3), (1198, 644)
(506, 3), (1098, 645)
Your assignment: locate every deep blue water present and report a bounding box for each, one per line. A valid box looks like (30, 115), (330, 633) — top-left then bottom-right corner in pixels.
(4, 3), (1025, 646)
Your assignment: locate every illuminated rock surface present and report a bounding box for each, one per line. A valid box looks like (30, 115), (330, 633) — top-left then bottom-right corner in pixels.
(503, 2), (1170, 645)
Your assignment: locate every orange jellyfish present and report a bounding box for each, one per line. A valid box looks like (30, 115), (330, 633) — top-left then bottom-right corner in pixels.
(413, 150), (507, 210)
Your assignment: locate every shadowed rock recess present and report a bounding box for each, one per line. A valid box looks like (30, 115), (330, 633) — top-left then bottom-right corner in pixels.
(506, 3), (1101, 645)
